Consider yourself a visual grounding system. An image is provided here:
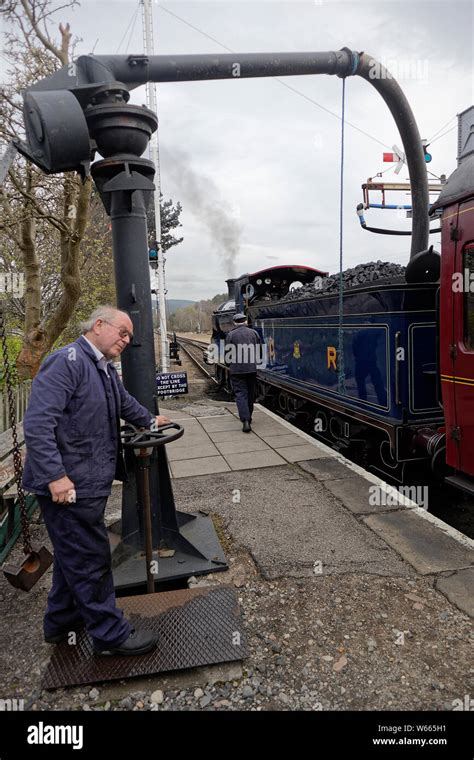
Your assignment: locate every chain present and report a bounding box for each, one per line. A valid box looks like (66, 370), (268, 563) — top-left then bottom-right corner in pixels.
(0, 303), (32, 556)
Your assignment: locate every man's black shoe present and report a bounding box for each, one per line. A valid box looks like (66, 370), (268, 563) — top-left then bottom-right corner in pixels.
(94, 628), (157, 656)
(242, 420), (251, 433)
(44, 622), (85, 644)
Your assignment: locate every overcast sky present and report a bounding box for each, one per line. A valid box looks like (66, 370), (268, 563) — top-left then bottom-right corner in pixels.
(2, 1), (473, 300)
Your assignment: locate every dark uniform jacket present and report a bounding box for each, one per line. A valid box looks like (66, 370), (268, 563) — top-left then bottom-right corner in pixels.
(225, 324), (262, 374)
(22, 335), (152, 498)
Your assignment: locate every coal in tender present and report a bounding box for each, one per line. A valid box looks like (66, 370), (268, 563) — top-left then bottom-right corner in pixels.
(277, 261), (406, 302)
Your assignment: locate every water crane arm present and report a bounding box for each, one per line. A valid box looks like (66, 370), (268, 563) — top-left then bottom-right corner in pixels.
(23, 48), (429, 258)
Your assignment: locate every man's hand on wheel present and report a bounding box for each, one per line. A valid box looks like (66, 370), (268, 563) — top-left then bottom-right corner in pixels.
(49, 475), (76, 504)
(154, 415), (171, 428)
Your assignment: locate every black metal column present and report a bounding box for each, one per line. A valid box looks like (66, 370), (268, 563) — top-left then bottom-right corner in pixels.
(91, 155), (169, 550)
(86, 94), (227, 590)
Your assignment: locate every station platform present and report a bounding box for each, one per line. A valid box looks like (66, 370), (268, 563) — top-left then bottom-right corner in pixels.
(165, 403), (327, 479)
(163, 402), (473, 619)
(1, 401), (472, 712)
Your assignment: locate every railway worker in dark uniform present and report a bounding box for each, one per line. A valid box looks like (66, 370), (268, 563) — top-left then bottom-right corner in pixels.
(225, 313), (262, 433)
(22, 306), (171, 656)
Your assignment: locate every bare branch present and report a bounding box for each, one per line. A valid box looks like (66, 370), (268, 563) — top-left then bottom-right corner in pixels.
(20, 0), (64, 63)
(0, 189), (22, 248)
(8, 169), (69, 233)
(71, 176), (91, 242)
(59, 22), (71, 64)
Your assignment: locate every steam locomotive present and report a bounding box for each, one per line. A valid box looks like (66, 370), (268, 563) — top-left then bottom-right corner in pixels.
(211, 106), (474, 492)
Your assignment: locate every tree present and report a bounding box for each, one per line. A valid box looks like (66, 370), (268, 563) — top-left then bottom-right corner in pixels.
(169, 294), (228, 333)
(147, 194), (184, 253)
(59, 188), (116, 344)
(0, 0), (185, 380)
(211, 293), (228, 305)
(0, 0), (92, 379)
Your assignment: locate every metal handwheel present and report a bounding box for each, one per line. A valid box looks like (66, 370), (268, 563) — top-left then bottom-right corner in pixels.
(121, 422), (184, 449)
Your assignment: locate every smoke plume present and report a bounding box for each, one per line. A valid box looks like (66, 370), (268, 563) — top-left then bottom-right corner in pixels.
(162, 146), (241, 278)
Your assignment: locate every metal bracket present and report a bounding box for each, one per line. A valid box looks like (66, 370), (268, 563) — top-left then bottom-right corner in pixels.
(127, 55), (149, 68)
(451, 426), (461, 441)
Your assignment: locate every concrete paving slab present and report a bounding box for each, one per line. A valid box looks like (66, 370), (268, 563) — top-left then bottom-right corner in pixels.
(223, 450), (287, 470)
(250, 418), (286, 428)
(324, 476), (404, 514)
(167, 443), (220, 461)
(160, 408), (192, 418)
(214, 438), (272, 455)
(364, 511), (474, 574)
(256, 427), (303, 440)
(174, 419), (203, 431)
(167, 442), (211, 454)
(298, 458), (356, 481)
(263, 433), (312, 448)
(275, 444), (327, 462)
(167, 433), (211, 448)
(170, 456), (231, 478)
(207, 430), (261, 443)
(199, 416), (243, 432)
(170, 425), (210, 436)
(435, 568), (474, 617)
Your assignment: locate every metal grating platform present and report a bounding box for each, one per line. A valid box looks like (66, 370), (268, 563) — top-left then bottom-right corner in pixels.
(42, 586), (248, 689)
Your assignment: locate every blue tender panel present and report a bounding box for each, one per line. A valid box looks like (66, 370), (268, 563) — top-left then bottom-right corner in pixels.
(251, 283), (440, 424)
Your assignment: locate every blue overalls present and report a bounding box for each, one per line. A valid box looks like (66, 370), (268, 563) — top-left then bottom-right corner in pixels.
(22, 336), (153, 648)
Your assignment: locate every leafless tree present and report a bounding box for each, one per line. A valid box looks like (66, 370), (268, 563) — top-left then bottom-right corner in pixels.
(0, 0), (92, 378)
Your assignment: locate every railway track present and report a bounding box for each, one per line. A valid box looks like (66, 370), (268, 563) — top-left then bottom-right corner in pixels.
(172, 335), (218, 384)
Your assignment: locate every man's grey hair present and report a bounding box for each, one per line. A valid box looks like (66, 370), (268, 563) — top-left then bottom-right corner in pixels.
(80, 305), (129, 334)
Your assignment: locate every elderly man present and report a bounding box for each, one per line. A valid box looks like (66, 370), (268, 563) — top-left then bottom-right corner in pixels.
(22, 306), (169, 656)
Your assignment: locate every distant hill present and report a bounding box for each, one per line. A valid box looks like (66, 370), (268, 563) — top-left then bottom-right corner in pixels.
(166, 299), (195, 315)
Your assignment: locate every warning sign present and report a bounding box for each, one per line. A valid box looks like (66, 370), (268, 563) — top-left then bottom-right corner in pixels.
(156, 371), (188, 396)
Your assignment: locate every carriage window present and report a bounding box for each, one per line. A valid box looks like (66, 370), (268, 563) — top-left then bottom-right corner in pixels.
(464, 247), (474, 350)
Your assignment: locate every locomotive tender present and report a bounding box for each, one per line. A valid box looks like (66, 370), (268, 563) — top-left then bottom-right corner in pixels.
(212, 106), (474, 491)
